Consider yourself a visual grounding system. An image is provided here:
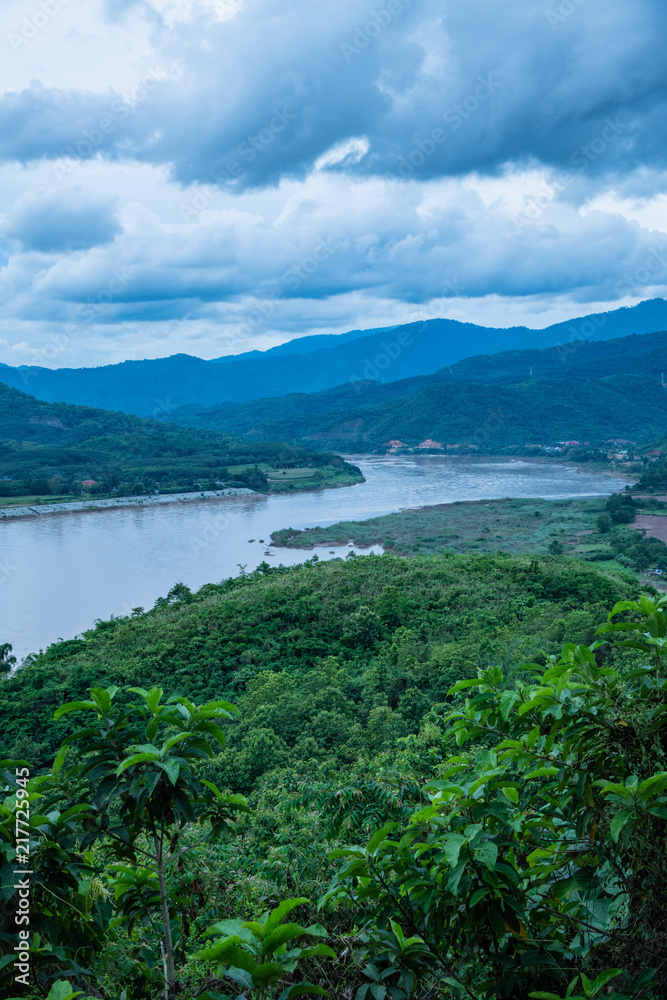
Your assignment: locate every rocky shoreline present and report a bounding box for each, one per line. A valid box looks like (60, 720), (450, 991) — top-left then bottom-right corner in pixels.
(0, 487), (255, 520)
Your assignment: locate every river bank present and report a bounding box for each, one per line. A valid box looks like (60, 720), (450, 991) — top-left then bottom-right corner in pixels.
(0, 487), (254, 520)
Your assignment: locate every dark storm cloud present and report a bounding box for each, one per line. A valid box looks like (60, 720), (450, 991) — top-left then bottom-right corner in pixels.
(0, 0), (665, 189)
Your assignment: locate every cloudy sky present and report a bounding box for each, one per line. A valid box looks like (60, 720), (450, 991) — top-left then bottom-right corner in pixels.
(1, 0), (667, 368)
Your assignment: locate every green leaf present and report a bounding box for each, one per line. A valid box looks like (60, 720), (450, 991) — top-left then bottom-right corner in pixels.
(638, 772), (667, 800)
(250, 961), (285, 988)
(194, 940), (256, 971)
(590, 970), (622, 996)
(162, 732), (196, 753)
(610, 811), (633, 843)
(366, 823), (399, 855)
(500, 690), (518, 721)
(596, 781), (633, 800)
(295, 944), (337, 961)
(474, 841), (498, 871)
(158, 758), (180, 784)
(53, 700), (96, 720)
(444, 833), (466, 868)
(44, 982), (86, 1000)
(263, 923), (312, 955)
(144, 687), (164, 713)
(502, 786), (519, 804)
(265, 898), (310, 934)
(201, 778), (223, 799)
(116, 752), (160, 775)
(278, 986), (328, 999)
(455, 727), (469, 747)
(469, 887), (491, 907)
(524, 767), (559, 780)
(447, 861), (466, 895)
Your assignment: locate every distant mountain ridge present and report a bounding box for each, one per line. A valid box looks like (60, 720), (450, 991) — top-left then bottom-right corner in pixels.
(170, 327), (667, 452)
(0, 298), (666, 417)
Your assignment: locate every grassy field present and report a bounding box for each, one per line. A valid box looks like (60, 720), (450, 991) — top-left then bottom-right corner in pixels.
(271, 496), (625, 567)
(261, 463), (361, 492)
(0, 493), (75, 508)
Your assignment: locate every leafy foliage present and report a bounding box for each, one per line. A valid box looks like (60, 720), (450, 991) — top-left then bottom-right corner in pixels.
(324, 596), (667, 999)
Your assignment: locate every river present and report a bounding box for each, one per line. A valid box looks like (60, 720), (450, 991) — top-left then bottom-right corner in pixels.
(1, 455), (629, 662)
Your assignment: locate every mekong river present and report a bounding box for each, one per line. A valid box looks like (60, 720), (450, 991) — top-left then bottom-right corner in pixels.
(1, 455), (629, 662)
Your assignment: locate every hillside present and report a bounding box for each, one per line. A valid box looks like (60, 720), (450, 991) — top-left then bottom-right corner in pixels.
(170, 374), (667, 452)
(1, 298), (666, 416)
(171, 327), (667, 444)
(3, 552), (666, 999)
(0, 551), (634, 775)
(0, 383), (362, 500)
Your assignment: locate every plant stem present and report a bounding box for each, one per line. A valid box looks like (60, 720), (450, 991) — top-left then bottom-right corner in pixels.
(155, 828), (176, 993)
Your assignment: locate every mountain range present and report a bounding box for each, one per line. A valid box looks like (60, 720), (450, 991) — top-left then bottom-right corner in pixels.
(1, 298), (667, 417)
(167, 327), (667, 451)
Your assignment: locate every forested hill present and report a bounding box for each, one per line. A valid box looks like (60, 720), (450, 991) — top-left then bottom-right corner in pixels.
(1, 297), (666, 415)
(0, 551), (633, 776)
(170, 326), (667, 446)
(170, 373), (667, 453)
(0, 383), (361, 497)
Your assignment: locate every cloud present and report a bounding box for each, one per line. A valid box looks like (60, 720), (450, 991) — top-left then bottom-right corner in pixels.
(3, 174), (663, 324)
(0, 0), (667, 367)
(0, 0), (666, 189)
(3, 186), (121, 252)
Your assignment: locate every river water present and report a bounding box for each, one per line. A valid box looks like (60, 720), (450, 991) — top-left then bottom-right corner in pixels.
(1, 455), (629, 662)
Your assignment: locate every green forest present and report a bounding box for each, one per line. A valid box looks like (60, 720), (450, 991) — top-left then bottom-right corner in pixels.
(2, 548), (667, 998)
(0, 384), (362, 502)
(168, 324), (667, 454)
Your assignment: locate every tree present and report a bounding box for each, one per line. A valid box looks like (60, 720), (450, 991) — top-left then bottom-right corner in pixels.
(325, 596), (667, 999)
(0, 643), (16, 675)
(606, 493), (636, 525)
(47, 475), (67, 494)
(596, 513), (612, 534)
(54, 686), (250, 996)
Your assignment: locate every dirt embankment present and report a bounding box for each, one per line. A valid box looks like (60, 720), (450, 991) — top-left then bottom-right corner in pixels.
(631, 515), (667, 544)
